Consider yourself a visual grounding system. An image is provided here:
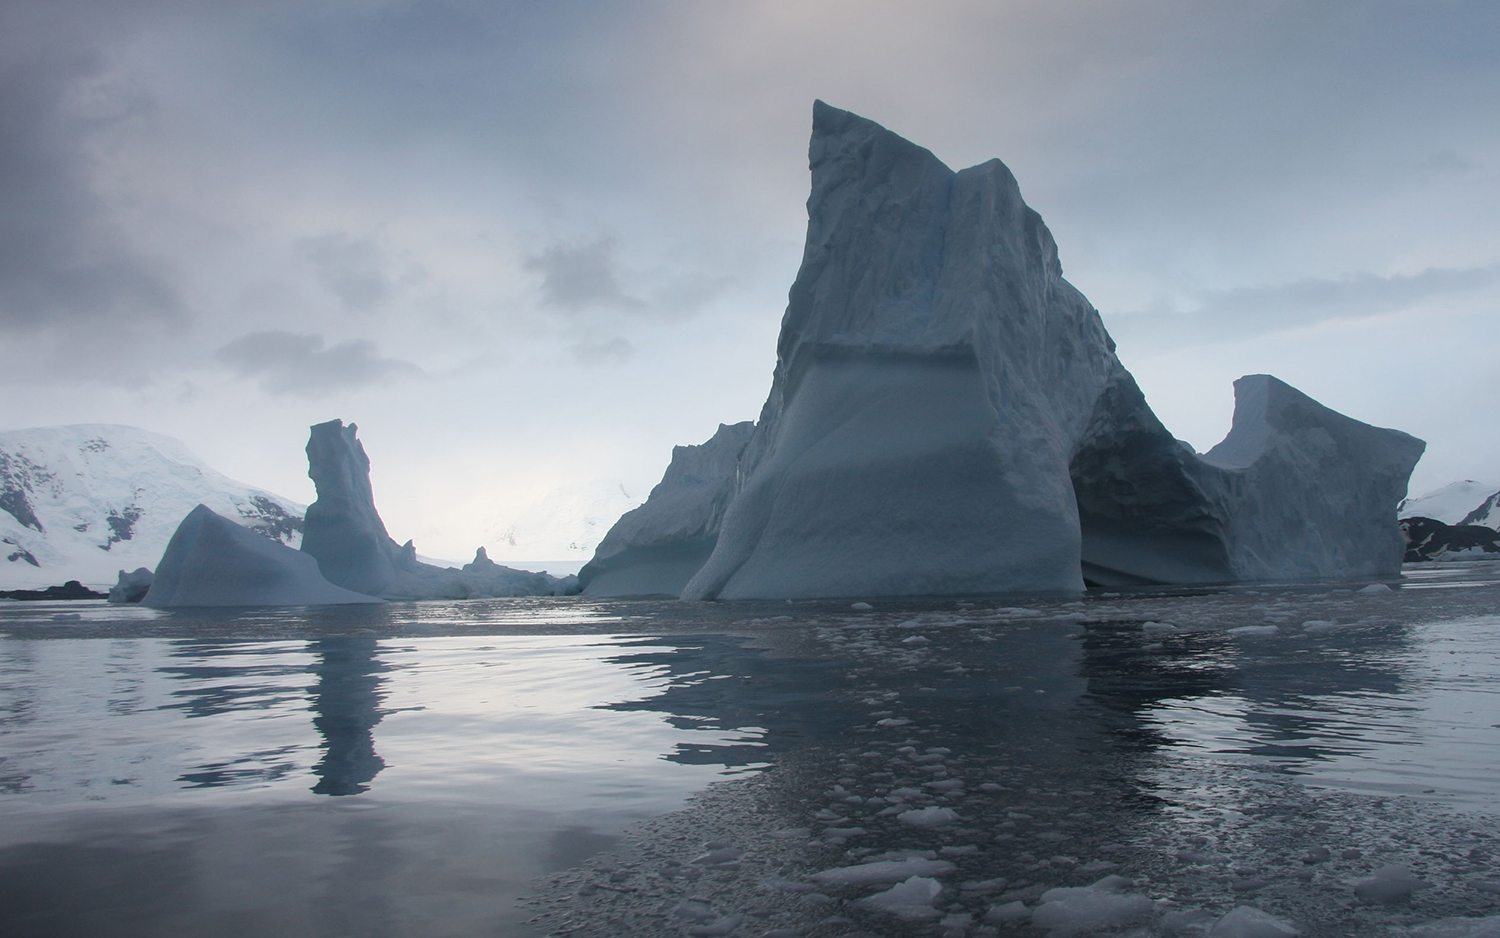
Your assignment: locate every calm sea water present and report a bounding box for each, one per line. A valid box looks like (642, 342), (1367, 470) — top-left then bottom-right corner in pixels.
(3, 562), (1500, 936)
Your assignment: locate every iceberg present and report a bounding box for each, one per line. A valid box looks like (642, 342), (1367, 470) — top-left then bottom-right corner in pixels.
(300, 420), (567, 599)
(142, 505), (380, 607)
(591, 102), (1424, 599)
(579, 422), (753, 597)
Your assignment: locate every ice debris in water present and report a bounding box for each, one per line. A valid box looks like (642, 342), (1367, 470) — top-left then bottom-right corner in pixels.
(1029, 875), (1154, 937)
(896, 806), (960, 828)
(1228, 624), (1280, 638)
(1406, 916), (1500, 938)
(809, 858), (954, 885)
(1353, 864), (1431, 903)
(984, 900), (1032, 924)
(1207, 905), (1301, 937)
(1359, 583), (1394, 594)
(855, 875), (944, 921)
(1142, 620), (1179, 634)
(851, 602), (874, 611)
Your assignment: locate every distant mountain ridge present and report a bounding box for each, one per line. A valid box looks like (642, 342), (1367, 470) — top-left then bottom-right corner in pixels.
(0, 424), (305, 590)
(1399, 479), (1500, 528)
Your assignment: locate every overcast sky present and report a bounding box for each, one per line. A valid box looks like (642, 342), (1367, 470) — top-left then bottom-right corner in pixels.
(4, 0), (1498, 562)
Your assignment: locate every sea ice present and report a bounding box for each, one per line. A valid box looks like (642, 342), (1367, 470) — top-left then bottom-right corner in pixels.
(897, 806), (960, 828)
(1407, 916), (1500, 938)
(855, 875), (944, 921)
(809, 858), (955, 885)
(984, 899), (1032, 924)
(1029, 875), (1154, 937)
(1207, 905), (1300, 937)
(1353, 864), (1430, 903)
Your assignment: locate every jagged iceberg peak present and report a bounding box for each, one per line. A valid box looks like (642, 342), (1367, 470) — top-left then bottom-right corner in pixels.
(300, 419), (407, 596)
(781, 101), (1087, 362)
(680, 103), (1120, 600)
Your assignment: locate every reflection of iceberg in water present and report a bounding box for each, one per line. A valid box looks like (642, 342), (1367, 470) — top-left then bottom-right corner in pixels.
(600, 634), (860, 766)
(308, 637), (387, 796)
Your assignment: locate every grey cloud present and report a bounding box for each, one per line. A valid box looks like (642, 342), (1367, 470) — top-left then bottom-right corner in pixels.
(298, 233), (393, 311)
(524, 238), (644, 313)
(0, 34), (180, 333)
(1108, 264), (1500, 350)
(214, 331), (421, 396)
(569, 336), (634, 365)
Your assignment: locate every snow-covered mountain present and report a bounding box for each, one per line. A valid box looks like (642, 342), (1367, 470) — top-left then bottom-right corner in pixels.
(1399, 480), (1500, 527)
(1, 425), (305, 590)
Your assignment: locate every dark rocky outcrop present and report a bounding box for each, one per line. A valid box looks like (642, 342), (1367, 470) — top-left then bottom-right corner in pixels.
(0, 580), (107, 601)
(1400, 516), (1500, 562)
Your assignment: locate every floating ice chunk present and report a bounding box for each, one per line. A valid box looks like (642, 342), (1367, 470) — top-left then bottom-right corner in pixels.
(1142, 621), (1179, 634)
(693, 845), (744, 866)
(1228, 625), (1280, 637)
(1031, 876), (1154, 937)
(1161, 908), (1216, 934)
(898, 806), (960, 828)
(851, 602), (874, 611)
(1300, 620), (1339, 633)
(674, 899), (717, 921)
(1208, 905), (1300, 937)
(1353, 864), (1430, 903)
(1408, 916), (1500, 938)
(811, 858), (956, 886)
(688, 915), (743, 937)
(985, 900), (1032, 924)
(856, 876), (944, 921)
(926, 779), (965, 792)
(901, 635), (930, 644)
(877, 717), (912, 727)
(1359, 583), (1393, 594)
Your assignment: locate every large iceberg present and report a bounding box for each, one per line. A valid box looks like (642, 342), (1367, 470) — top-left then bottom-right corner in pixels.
(300, 420), (566, 599)
(591, 102), (1423, 600)
(579, 421), (753, 597)
(142, 505), (379, 607)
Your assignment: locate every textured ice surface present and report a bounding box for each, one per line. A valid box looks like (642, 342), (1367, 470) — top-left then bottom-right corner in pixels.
(142, 505), (379, 607)
(1031, 875), (1155, 936)
(0, 424), (305, 589)
(595, 103), (1423, 600)
(1209, 905), (1302, 937)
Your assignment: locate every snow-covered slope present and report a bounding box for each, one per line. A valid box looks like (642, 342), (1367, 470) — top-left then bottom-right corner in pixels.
(1400, 480), (1500, 527)
(0, 425), (305, 590)
(1398, 480), (1500, 531)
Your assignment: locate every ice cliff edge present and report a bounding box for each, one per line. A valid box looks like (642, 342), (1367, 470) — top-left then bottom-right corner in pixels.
(586, 102), (1423, 599)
